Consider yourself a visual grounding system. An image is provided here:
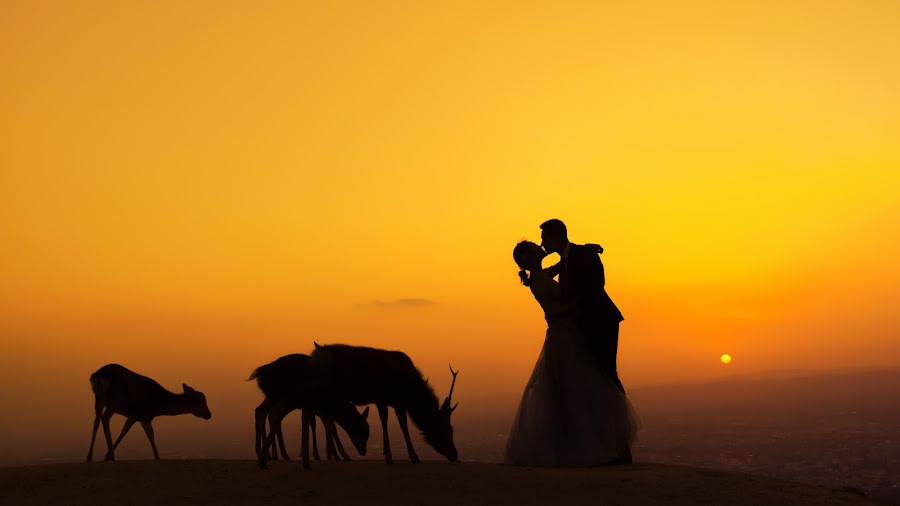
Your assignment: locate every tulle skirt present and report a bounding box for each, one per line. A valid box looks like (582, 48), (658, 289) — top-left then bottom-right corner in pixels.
(504, 319), (639, 467)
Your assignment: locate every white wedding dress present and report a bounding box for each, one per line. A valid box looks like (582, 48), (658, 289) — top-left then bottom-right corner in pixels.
(504, 268), (639, 466)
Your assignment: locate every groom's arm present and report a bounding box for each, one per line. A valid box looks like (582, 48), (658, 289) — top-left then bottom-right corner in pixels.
(572, 248), (606, 303)
(585, 243), (604, 255)
(586, 250), (606, 289)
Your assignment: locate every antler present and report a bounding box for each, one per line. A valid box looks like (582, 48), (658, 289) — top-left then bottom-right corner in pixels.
(447, 364), (459, 412)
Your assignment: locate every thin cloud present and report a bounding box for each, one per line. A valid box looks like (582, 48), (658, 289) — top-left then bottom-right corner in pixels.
(365, 298), (437, 309)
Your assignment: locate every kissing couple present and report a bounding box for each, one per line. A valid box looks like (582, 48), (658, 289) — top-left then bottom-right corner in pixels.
(504, 219), (638, 467)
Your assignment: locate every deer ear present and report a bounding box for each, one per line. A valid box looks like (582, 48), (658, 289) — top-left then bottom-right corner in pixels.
(361, 406), (370, 420)
(314, 342), (322, 349)
(182, 383), (194, 393)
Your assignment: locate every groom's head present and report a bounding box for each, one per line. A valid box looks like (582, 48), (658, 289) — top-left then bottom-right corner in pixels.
(540, 219), (568, 254)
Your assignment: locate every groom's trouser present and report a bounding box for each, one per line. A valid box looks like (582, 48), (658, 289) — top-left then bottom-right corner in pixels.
(603, 322), (624, 394)
(585, 320), (625, 394)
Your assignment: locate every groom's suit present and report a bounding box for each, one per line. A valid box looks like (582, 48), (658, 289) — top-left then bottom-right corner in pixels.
(558, 243), (625, 393)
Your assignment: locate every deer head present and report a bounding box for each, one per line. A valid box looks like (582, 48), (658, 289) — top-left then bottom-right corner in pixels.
(334, 404), (370, 456)
(182, 384), (212, 420)
(427, 365), (459, 462)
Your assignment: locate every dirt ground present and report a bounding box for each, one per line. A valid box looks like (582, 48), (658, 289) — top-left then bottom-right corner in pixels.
(0, 459), (875, 506)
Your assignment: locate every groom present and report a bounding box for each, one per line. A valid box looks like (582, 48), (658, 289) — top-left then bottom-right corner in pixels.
(540, 219), (626, 393)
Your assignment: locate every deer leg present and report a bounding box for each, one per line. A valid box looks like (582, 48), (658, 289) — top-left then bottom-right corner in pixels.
(300, 409), (312, 470)
(258, 400), (288, 469)
(324, 431), (334, 461)
(254, 398), (272, 457)
(337, 438), (351, 461)
(322, 416), (336, 460)
(265, 403), (285, 460)
(112, 418), (136, 451)
(326, 419), (352, 461)
(101, 408), (115, 461)
(267, 404), (286, 460)
(276, 432), (289, 460)
(310, 415), (321, 461)
(395, 407), (420, 463)
(258, 422), (277, 470)
(275, 409), (291, 461)
(268, 415), (277, 460)
(261, 418), (277, 460)
(140, 421), (160, 460)
(86, 403), (102, 462)
(377, 403), (393, 464)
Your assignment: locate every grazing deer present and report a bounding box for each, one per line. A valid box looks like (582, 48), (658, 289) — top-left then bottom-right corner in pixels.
(302, 343), (459, 465)
(261, 398), (361, 461)
(86, 364), (211, 462)
(251, 354), (354, 461)
(251, 354), (370, 469)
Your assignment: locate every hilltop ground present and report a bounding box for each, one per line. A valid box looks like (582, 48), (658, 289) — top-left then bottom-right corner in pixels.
(0, 459), (875, 505)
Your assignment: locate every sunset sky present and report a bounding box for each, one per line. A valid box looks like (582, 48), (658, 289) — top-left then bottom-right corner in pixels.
(2, 1), (900, 463)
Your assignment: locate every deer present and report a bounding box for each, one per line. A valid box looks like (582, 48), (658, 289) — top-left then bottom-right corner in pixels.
(86, 364), (212, 462)
(249, 353), (370, 466)
(259, 343), (460, 468)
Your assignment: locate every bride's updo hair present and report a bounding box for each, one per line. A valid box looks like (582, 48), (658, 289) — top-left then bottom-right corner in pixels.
(513, 241), (532, 287)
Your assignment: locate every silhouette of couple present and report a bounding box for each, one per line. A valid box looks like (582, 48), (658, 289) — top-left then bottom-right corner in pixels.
(505, 219), (638, 467)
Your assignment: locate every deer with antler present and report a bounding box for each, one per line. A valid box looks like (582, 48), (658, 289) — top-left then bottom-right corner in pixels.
(258, 343), (459, 469)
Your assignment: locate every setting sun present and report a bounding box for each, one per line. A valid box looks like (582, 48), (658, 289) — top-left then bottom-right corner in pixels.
(721, 354), (732, 365)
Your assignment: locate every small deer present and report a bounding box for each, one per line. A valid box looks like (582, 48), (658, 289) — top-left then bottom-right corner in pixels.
(263, 398), (363, 462)
(296, 343), (459, 465)
(86, 364), (211, 462)
(249, 354), (370, 466)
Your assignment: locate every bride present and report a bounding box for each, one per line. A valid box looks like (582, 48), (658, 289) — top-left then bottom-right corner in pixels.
(505, 241), (638, 466)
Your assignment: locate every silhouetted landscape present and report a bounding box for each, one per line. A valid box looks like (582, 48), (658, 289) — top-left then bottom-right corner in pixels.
(3, 367), (896, 502)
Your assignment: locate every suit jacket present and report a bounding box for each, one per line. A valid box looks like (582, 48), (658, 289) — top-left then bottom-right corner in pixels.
(559, 243), (624, 326)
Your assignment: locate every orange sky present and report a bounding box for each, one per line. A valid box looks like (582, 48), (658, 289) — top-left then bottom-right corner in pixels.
(2, 0), (900, 462)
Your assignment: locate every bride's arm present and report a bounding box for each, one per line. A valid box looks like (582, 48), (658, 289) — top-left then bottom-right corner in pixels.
(541, 242), (601, 278)
(542, 262), (563, 278)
